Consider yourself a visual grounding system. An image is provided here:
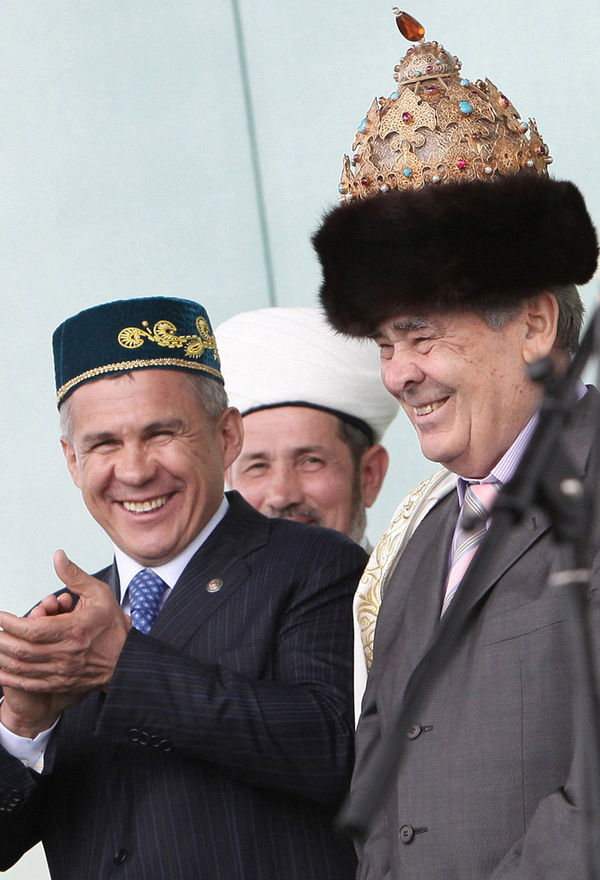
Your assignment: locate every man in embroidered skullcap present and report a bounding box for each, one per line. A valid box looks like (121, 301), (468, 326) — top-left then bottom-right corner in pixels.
(313, 11), (599, 878)
(217, 306), (398, 550)
(0, 296), (366, 879)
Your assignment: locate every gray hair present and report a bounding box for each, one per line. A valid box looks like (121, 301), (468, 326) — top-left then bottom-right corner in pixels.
(478, 285), (584, 355)
(59, 370), (228, 440)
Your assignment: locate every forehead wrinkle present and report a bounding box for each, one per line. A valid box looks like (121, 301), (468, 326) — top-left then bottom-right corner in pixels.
(142, 418), (185, 432)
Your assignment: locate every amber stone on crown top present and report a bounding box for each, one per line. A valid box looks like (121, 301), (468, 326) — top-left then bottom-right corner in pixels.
(393, 9), (425, 42)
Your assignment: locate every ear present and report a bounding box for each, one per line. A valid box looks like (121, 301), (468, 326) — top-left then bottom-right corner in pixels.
(218, 407), (244, 470)
(521, 292), (560, 364)
(359, 443), (389, 508)
(60, 436), (82, 489)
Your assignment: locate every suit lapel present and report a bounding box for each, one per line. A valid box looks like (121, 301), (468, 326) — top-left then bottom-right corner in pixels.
(149, 492), (269, 651)
(94, 562), (121, 602)
(384, 490), (458, 668)
(461, 502), (552, 612)
(389, 475), (552, 656)
(106, 564), (121, 602)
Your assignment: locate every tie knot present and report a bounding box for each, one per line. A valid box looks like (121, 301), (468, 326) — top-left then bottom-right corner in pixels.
(128, 568), (168, 635)
(462, 481), (501, 526)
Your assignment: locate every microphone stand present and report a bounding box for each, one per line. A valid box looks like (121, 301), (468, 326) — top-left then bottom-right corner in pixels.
(341, 306), (600, 877)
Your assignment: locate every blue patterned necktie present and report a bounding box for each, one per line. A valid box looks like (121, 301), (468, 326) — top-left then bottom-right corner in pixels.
(128, 569), (168, 634)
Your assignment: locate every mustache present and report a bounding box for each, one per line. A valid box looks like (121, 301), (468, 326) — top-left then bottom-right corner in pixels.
(402, 383), (453, 405)
(267, 503), (323, 525)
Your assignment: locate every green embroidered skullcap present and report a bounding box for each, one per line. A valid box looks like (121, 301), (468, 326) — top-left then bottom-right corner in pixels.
(53, 296), (223, 407)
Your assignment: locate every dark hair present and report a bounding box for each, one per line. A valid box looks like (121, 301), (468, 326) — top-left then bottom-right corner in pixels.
(337, 418), (372, 468)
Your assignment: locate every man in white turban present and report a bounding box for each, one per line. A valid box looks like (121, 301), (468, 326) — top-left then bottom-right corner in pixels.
(216, 307), (399, 549)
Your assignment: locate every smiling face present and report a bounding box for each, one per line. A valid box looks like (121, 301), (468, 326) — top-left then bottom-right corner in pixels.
(226, 406), (385, 541)
(61, 370), (243, 566)
(374, 301), (557, 478)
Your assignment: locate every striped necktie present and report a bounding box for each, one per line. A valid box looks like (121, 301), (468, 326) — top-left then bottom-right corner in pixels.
(128, 568), (168, 634)
(441, 481), (501, 616)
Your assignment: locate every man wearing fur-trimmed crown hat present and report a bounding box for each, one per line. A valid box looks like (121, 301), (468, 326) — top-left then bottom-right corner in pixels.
(313, 10), (600, 878)
(0, 295), (366, 878)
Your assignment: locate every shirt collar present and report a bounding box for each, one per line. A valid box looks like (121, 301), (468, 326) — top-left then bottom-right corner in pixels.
(113, 495), (229, 593)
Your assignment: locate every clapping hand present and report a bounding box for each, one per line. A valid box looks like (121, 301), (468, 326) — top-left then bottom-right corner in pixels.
(0, 550), (131, 737)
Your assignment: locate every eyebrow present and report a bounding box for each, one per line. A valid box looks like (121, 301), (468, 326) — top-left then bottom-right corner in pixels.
(370, 318), (434, 341)
(79, 419), (184, 447)
(79, 430), (116, 448)
(390, 318), (434, 332)
(239, 444), (329, 461)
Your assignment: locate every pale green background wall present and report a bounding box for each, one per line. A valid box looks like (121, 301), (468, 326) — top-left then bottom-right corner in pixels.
(3, 1), (599, 876)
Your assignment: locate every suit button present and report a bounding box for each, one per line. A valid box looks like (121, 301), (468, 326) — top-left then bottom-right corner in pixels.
(399, 824), (414, 844)
(407, 724), (422, 740)
(113, 849), (128, 865)
(0, 789), (21, 812)
(128, 728), (140, 742)
(138, 731), (150, 746)
(159, 739), (173, 753)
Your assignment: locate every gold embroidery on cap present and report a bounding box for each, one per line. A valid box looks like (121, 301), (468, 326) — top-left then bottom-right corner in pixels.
(117, 316), (218, 360)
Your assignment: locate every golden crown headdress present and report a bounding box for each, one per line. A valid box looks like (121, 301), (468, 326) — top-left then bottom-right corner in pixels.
(339, 10), (552, 201)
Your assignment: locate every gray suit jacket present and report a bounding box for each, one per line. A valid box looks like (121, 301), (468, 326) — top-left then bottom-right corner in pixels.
(354, 388), (600, 879)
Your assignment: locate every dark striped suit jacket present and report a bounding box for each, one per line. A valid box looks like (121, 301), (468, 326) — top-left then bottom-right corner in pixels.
(0, 492), (366, 879)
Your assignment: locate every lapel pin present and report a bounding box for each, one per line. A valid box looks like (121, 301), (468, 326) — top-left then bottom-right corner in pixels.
(206, 578), (223, 593)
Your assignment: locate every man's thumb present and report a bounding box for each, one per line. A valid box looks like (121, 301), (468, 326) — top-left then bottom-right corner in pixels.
(53, 549), (91, 596)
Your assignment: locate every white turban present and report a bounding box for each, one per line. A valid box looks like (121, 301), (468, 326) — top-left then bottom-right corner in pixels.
(215, 307), (399, 443)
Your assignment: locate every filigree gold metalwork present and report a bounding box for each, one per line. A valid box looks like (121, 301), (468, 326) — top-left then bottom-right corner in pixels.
(339, 14), (551, 201)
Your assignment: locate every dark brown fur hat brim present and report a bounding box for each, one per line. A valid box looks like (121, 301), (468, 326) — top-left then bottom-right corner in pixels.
(312, 175), (598, 336)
